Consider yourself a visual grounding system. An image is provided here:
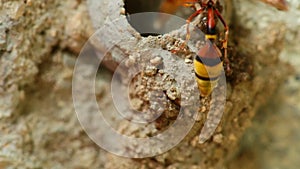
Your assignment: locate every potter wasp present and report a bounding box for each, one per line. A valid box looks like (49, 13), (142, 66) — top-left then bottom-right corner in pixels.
(159, 0), (229, 96)
(159, 0), (288, 96)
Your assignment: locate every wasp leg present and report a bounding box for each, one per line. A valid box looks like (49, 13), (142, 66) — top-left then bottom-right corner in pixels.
(172, 7), (205, 54)
(224, 28), (230, 73)
(171, 7), (203, 53)
(214, 8), (230, 73)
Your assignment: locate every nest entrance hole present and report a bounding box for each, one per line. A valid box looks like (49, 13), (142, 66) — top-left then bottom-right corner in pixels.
(124, 0), (163, 37)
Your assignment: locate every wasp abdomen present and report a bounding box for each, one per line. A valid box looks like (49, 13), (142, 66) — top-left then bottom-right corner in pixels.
(194, 43), (223, 96)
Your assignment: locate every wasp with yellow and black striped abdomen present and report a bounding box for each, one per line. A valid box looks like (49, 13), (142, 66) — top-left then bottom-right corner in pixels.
(159, 0), (229, 96)
(187, 0), (229, 96)
(194, 41), (224, 96)
(159, 0), (289, 96)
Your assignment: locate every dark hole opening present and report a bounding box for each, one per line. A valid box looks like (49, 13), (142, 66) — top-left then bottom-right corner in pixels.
(124, 0), (191, 37)
(124, 0), (162, 14)
(124, 0), (163, 37)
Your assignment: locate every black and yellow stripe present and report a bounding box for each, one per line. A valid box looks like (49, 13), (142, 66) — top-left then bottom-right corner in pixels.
(194, 44), (223, 96)
(205, 34), (217, 40)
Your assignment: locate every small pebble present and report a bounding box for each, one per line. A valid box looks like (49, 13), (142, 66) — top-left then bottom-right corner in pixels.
(120, 7), (126, 15)
(213, 134), (223, 144)
(144, 66), (157, 76)
(125, 57), (135, 67)
(150, 56), (162, 66)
